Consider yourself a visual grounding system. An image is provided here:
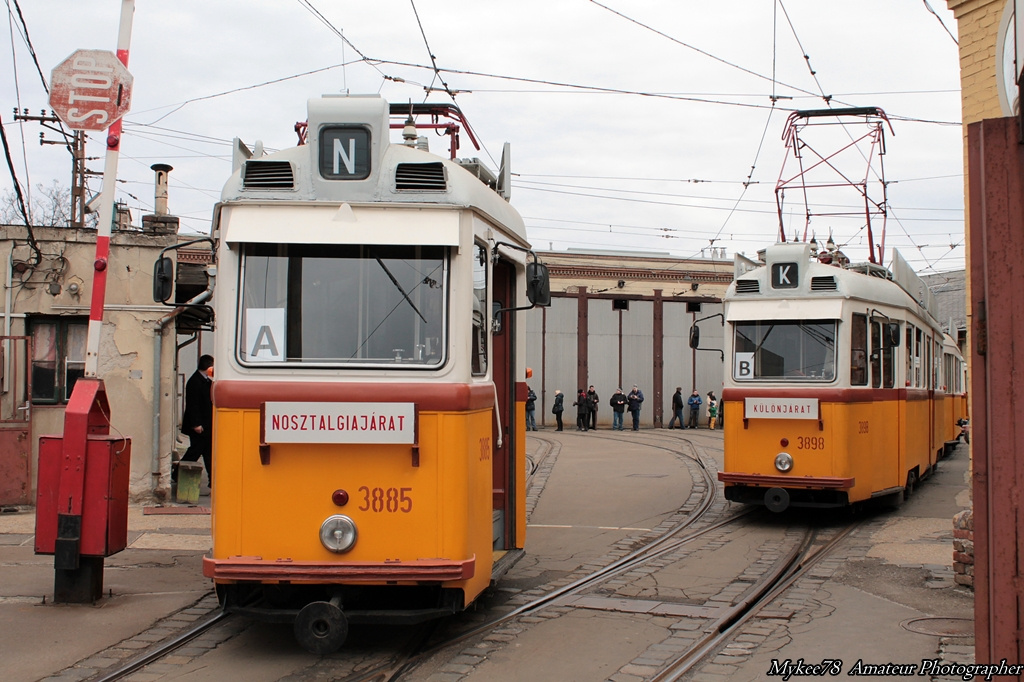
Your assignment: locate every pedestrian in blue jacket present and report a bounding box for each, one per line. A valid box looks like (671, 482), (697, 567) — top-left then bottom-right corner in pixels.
(687, 390), (702, 429)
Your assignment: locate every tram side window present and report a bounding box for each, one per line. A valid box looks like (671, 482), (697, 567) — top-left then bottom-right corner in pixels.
(851, 313), (868, 386)
(472, 243), (488, 376)
(905, 324), (916, 388)
(869, 322), (882, 388)
(915, 328), (923, 387)
(881, 322), (895, 389)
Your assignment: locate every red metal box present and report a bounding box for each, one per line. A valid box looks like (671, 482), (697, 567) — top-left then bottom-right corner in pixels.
(35, 435), (131, 557)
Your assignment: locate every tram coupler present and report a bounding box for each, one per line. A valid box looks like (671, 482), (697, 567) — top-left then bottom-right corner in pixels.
(35, 379), (131, 603)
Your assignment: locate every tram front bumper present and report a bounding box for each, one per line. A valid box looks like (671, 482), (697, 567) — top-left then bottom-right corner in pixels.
(717, 472), (854, 489)
(203, 555), (476, 583)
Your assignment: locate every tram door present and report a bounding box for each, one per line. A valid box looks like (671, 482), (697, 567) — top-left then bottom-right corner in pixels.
(0, 336), (32, 505)
(491, 259), (517, 549)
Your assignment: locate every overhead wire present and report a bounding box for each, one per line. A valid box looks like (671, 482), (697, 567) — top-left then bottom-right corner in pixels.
(409, 0), (457, 102)
(589, 0), (825, 104)
(923, 0), (959, 45)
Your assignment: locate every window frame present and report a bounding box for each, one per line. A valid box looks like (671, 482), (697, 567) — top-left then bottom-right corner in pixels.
(235, 242), (450, 369)
(29, 316), (88, 404)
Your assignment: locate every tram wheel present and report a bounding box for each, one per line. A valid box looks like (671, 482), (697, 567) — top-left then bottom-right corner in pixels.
(764, 487), (790, 513)
(904, 470), (918, 498)
(294, 601), (348, 654)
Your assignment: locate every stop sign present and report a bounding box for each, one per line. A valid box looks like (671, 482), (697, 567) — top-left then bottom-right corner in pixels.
(49, 49), (133, 131)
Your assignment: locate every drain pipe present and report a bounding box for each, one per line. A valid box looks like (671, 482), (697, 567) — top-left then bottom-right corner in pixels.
(151, 286), (213, 492)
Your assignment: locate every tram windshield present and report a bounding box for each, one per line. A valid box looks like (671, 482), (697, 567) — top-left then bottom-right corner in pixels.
(237, 243), (447, 367)
(732, 320), (836, 381)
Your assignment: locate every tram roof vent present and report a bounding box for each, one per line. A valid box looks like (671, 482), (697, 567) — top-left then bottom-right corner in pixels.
(395, 162), (447, 191)
(242, 160), (295, 189)
(810, 276), (837, 291)
(735, 279), (760, 294)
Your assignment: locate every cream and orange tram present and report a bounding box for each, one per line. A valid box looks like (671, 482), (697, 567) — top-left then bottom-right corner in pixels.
(168, 96), (549, 652)
(709, 241), (966, 512)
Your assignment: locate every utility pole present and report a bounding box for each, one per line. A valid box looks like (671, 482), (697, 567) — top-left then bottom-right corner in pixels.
(12, 109), (93, 228)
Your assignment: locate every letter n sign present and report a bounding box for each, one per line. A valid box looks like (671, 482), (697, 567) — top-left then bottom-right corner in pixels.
(319, 126), (370, 180)
(771, 262), (799, 289)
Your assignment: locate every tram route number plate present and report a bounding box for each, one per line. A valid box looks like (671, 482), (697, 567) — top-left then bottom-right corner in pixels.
(263, 402), (416, 444)
(744, 397), (819, 420)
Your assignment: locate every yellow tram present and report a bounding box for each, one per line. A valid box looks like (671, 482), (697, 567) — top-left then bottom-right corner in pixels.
(170, 96), (549, 651)
(712, 241), (966, 512)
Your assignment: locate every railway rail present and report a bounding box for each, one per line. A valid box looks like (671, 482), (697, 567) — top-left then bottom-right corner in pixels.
(77, 431), (911, 681)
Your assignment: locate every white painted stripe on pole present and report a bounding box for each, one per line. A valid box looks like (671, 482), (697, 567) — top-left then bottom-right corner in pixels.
(84, 319), (103, 378)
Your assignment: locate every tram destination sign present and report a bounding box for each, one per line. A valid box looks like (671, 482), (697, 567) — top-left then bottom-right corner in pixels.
(744, 397), (819, 419)
(263, 402), (416, 444)
(49, 49), (133, 132)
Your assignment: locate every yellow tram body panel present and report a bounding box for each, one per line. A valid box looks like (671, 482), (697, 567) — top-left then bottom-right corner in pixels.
(722, 395), (910, 506)
(209, 403), (497, 602)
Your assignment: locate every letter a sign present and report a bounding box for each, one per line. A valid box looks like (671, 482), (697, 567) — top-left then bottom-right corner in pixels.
(771, 262), (799, 289)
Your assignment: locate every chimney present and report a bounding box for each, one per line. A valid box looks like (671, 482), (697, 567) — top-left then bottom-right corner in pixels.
(142, 163), (180, 234)
(151, 163), (173, 216)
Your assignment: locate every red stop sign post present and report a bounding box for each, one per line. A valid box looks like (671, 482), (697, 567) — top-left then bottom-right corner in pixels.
(49, 49), (133, 131)
(37, 2), (136, 605)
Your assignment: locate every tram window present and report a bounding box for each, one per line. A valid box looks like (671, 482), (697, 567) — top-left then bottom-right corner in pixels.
(915, 328), (923, 387)
(869, 322), (882, 388)
(733, 320), (836, 381)
(882, 332), (895, 389)
(472, 243), (488, 376)
(905, 324), (915, 387)
(237, 243), (447, 367)
(850, 313), (867, 386)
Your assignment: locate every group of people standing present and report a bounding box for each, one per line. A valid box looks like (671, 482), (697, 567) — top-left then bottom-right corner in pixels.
(528, 384), (646, 432)
(668, 387), (719, 429)
(525, 384), (719, 432)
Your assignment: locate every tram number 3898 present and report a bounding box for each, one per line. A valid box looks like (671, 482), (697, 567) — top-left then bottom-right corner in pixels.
(796, 436), (826, 450)
(358, 486), (413, 513)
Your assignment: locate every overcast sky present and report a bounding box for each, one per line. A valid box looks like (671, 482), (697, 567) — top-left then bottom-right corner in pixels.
(1, 1), (965, 275)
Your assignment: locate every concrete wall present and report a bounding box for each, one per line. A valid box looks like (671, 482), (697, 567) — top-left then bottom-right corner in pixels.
(0, 225), (177, 502)
(525, 295), (724, 428)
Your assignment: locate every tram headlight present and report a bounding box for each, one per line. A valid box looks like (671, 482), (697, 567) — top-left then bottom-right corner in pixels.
(774, 452), (794, 473)
(319, 515), (358, 553)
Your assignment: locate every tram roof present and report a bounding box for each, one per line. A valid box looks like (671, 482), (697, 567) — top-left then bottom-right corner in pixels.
(218, 95), (527, 244)
(726, 242), (942, 328)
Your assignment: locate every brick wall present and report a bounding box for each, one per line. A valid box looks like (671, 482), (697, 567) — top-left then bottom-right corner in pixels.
(953, 508), (974, 588)
(947, 0), (1005, 125)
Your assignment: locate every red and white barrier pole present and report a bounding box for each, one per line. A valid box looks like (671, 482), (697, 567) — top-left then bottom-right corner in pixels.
(50, 0), (135, 603)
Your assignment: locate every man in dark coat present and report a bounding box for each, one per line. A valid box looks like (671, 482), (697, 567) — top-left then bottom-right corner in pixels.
(627, 385), (645, 431)
(573, 388), (590, 431)
(609, 388), (627, 431)
(180, 354), (214, 484)
(587, 385), (600, 430)
(668, 387), (684, 429)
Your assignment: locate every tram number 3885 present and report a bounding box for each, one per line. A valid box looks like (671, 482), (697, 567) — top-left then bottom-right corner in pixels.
(357, 486), (413, 513)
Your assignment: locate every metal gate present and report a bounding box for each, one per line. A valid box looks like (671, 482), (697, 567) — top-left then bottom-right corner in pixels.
(0, 336), (32, 505)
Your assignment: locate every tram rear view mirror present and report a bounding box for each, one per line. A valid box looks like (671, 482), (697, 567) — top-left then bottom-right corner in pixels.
(689, 325), (700, 349)
(526, 262), (551, 307)
(153, 256), (174, 303)
(884, 322), (900, 348)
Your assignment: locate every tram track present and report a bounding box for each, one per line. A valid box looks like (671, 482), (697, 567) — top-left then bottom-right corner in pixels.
(79, 430), (862, 682)
(382, 432), (862, 682)
(346, 430), (748, 681)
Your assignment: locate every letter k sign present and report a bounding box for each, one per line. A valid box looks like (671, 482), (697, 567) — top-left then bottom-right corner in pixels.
(771, 262), (799, 289)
